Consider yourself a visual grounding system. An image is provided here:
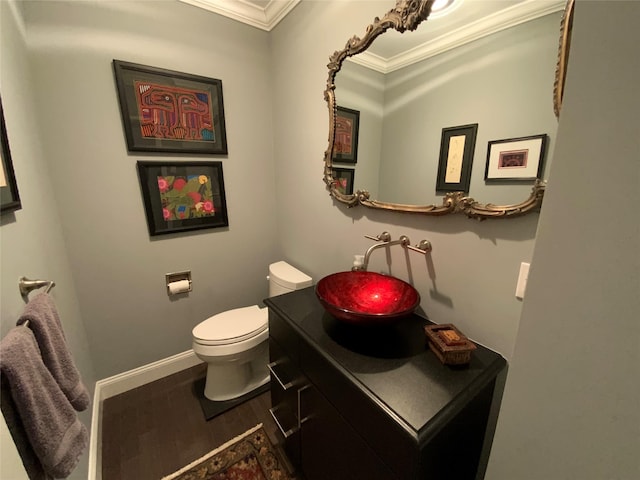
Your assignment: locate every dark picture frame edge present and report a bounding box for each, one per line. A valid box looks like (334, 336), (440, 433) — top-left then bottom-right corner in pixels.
(484, 133), (548, 182)
(114, 60), (228, 155)
(435, 123), (478, 193)
(136, 160), (229, 236)
(332, 106), (360, 164)
(0, 96), (22, 214)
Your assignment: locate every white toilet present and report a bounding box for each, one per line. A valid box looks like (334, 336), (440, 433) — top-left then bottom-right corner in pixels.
(192, 261), (312, 401)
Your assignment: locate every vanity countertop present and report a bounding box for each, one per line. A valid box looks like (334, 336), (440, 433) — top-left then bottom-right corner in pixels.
(264, 286), (507, 445)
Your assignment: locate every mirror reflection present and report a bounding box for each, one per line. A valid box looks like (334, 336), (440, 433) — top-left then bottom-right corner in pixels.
(327, 0), (566, 217)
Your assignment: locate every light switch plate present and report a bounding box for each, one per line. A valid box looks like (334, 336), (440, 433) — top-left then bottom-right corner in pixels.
(515, 262), (530, 299)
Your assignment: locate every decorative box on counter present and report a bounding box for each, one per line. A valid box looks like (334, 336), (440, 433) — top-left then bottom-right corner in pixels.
(425, 324), (476, 365)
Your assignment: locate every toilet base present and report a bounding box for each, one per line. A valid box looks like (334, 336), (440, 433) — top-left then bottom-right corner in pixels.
(200, 342), (270, 401)
(194, 377), (270, 421)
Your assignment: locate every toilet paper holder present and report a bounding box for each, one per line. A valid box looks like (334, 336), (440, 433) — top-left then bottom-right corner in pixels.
(166, 270), (192, 295)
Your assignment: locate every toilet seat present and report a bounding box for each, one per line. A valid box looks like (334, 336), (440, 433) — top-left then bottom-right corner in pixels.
(192, 305), (267, 346)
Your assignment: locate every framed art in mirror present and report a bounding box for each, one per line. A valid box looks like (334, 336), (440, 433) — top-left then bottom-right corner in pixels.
(114, 60), (227, 154)
(137, 161), (228, 236)
(435, 124), (478, 193)
(332, 167), (355, 195)
(332, 106), (360, 164)
(0, 97), (21, 214)
(485, 134), (547, 181)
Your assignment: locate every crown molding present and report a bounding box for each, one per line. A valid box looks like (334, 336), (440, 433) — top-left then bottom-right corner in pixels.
(351, 0), (566, 74)
(178, 0), (300, 31)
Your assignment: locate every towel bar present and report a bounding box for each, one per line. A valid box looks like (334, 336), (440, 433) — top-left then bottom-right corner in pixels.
(19, 277), (56, 303)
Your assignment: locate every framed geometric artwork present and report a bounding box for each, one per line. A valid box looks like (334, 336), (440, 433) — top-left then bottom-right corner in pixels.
(435, 123), (478, 192)
(0, 96), (21, 214)
(332, 106), (360, 164)
(485, 134), (547, 181)
(137, 161), (228, 236)
(114, 60), (227, 154)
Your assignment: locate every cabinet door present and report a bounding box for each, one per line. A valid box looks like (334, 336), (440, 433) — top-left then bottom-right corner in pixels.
(269, 338), (303, 468)
(299, 385), (397, 480)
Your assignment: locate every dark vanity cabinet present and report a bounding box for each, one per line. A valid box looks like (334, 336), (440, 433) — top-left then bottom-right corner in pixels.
(265, 287), (507, 480)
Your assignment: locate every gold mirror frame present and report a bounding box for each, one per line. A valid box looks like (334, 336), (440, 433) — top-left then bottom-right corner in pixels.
(553, 0), (574, 118)
(322, 0), (549, 220)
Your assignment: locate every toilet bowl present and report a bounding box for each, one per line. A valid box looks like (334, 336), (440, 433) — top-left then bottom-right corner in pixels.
(192, 261), (312, 401)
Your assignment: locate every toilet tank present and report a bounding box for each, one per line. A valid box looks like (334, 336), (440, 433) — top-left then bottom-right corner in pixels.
(268, 261), (312, 297)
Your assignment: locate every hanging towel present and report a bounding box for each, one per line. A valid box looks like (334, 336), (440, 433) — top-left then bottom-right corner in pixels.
(16, 293), (90, 411)
(0, 327), (88, 479)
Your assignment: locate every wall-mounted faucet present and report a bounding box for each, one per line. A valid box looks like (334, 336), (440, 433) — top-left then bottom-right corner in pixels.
(354, 232), (432, 271)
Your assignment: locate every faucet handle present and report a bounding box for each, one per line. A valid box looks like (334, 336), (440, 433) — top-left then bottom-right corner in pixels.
(364, 231), (391, 242)
(406, 239), (433, 254)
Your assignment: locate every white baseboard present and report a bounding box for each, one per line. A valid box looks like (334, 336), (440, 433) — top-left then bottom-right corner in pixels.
(88, 350), (203, 480)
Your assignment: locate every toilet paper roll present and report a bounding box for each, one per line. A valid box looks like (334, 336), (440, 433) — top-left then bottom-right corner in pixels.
(168, 279), (190, 295)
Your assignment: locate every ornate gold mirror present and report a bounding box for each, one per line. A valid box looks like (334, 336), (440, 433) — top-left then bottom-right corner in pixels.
(323, 0), (570, 220)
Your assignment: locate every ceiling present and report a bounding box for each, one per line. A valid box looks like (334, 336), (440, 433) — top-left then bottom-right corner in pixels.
(179, 0), (565, 72)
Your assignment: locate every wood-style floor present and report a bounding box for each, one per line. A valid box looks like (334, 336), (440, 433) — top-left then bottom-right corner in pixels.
(101, 364), (295, 480)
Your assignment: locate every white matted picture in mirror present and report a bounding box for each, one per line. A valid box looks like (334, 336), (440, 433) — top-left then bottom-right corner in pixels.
(485, 134), (548, 181)
(435, 123), (478, 193)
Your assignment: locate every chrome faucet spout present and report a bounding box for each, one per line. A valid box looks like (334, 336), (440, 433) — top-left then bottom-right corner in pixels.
(359, 236), (410, 271)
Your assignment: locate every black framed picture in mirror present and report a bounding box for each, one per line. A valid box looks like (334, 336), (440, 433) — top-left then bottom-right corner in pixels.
(485, 134), (547, 181)
(332, 167), (355, 195)
(435, 123), (478, 193)
(332, 106), (360, 164)
(0, 97), (21, 214)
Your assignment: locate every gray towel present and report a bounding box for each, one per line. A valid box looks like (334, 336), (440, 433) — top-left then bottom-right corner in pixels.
(16, 293), (90, 411)
(0, 327), (88, 479)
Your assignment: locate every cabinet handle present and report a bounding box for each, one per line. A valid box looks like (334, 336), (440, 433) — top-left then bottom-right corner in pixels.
(267, 361), (295, 391)
(297, 384), (312, 427)
(269, 406), (299, 438)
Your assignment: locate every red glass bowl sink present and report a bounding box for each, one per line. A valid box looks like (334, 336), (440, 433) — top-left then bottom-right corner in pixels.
(315, 271), (420, 325)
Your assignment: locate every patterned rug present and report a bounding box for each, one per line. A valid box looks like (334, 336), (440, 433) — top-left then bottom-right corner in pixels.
(161, 424), (292, 480)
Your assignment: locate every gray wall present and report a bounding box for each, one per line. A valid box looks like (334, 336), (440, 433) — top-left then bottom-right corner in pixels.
(379, 13), (559, 205)
(20, 0), (281, 379)
(0, 2), (95, 478)
(273, 1), (638, 477)
(333, 60), (384, 198)
(1, 0), (637, 478)
(271, 1), (538, 360)
(486, 1), (640, 478)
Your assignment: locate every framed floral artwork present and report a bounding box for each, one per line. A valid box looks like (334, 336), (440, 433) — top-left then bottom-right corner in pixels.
(137, 161), (228, 236)
(332, 167), (355, 195)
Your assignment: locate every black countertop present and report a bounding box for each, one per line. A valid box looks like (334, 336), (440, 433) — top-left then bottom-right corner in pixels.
(264, 286), (507, 443)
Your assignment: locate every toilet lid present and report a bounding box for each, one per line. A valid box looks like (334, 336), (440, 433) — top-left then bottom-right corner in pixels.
(193, 305), (267, 346)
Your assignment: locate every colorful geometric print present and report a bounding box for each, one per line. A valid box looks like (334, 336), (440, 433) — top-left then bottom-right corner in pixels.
(136, 82), (215, 142)
(157, 174), (215, 222)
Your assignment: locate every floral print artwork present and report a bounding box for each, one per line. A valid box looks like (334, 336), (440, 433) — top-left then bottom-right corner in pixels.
(157, 174), (215, 222)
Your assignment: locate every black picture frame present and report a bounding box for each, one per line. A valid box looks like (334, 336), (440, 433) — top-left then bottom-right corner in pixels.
(1, 97), (21, 214)
(485, 134), (547, 181)
(114, 60), (227, 154)
(435, 123), (478, 193)
(137, 161), (228, 236)
(332, 106), (360, 164)
(332, 167), (355, 195)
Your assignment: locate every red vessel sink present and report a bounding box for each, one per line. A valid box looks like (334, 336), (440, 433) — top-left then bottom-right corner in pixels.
(315, 271), (420, 325)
